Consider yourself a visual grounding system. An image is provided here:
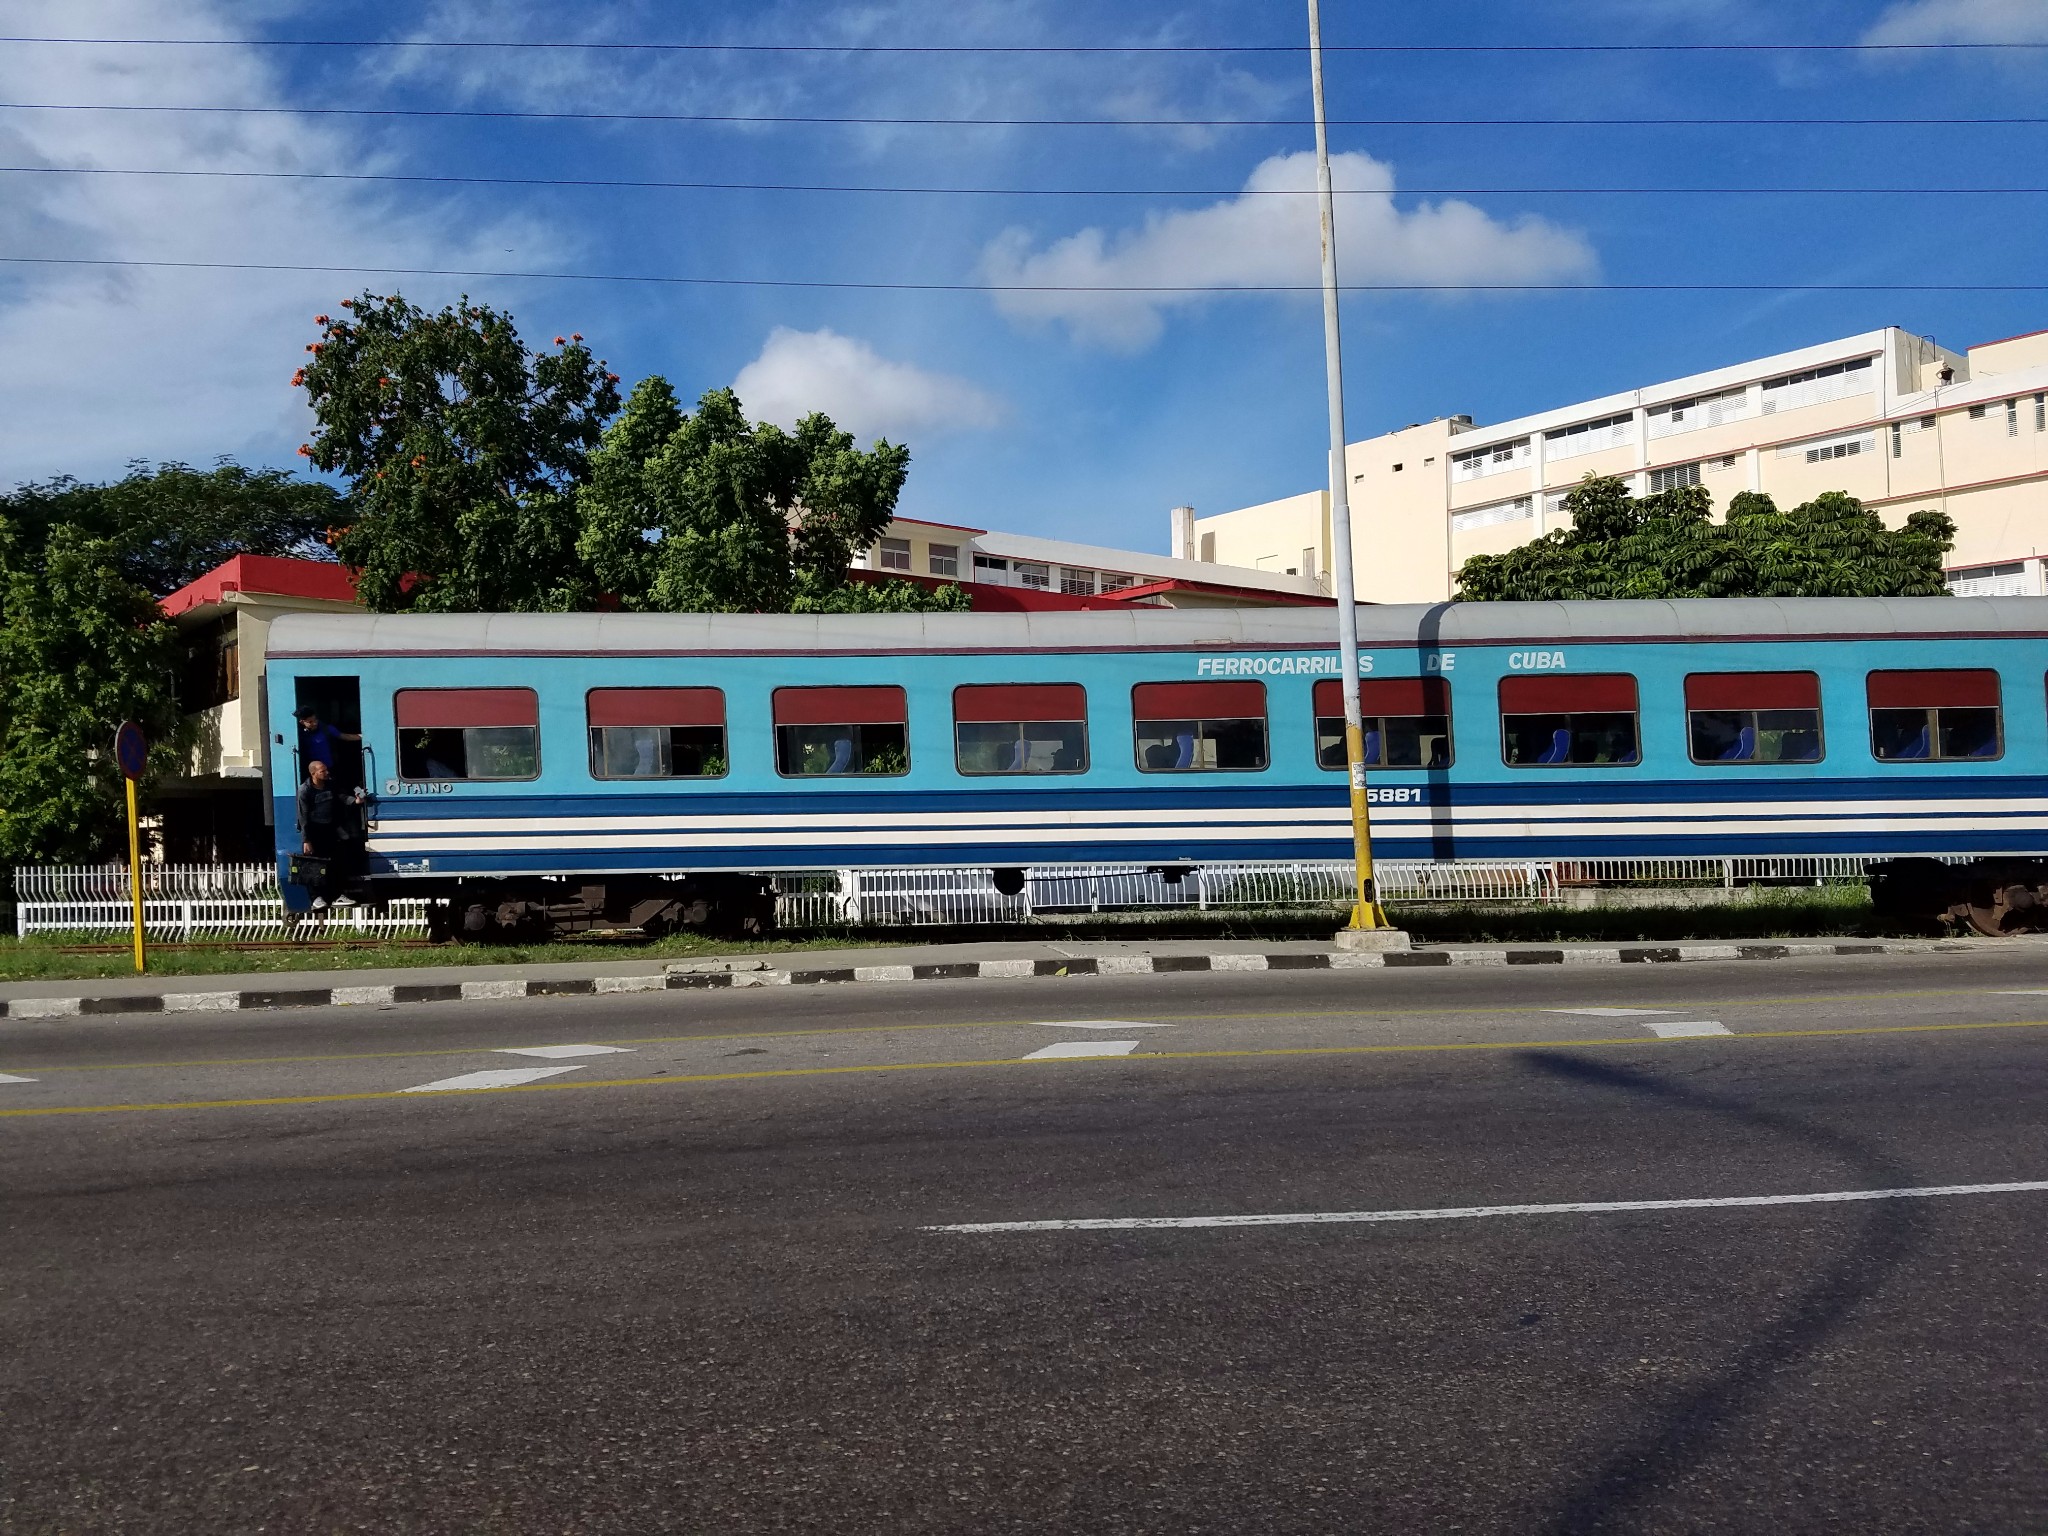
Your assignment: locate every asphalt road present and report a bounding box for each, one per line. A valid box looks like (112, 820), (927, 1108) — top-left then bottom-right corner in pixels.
(5, 951), (2048, 1533)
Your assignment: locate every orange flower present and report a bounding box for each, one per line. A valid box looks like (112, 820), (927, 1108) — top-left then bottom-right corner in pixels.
(378, 376), (391, 387)
(554, 336), (566, 345)
(340, 298), (355, 308)
(410, 456), (425, 467)
(315, 314), (329, 325)
(297, 444), (311, 457)
(289, 369), (305, 387)
(571, 333), (582, 342)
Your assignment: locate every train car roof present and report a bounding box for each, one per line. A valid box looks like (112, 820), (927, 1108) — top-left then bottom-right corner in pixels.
(266, 597), (2048, 658)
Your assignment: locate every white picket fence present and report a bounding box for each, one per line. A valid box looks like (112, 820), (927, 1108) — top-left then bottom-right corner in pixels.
(12, 864), (429, 942)
(13, 855), (1881, 940)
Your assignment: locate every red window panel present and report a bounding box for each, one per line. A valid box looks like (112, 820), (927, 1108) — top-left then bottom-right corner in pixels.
(953, 684), (1087, 723)
(1132, 681), (1266, 720)
(1684, 672), (1821, 712)
(1498, 674), (1638, 714)
(586, 688), (725, 728)
(1866, 670), (2000, 709)
(1313, 677), (1450, 717)
(772, 686), (907, 726)
(394, 687), (537, 728)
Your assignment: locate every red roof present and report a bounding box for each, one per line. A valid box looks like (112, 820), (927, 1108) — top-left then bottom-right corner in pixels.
(1971, 326), (2048, 351)
(889, 516), (989, 536)
(1100, 578), (1334, 607)
(160, 554), (359, 618)
(844, 568), (1143, 611)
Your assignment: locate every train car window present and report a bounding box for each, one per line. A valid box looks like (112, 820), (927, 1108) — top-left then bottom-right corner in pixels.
(1132, 681), (1268, 772)
(953, 684), (1088, 776)
(1500, 675), (1640, 767)
(586, 688), (727, 779)
(1314, 677), (1452, 769)
(1685, 673), (1823, 764)
(1867, 670), (2002, 762)
(394, 688), (539, 780)
(773, 686), (909, 777)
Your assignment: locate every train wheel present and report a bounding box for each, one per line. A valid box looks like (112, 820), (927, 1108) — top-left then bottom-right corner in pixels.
(1964, 896), (2011, 937)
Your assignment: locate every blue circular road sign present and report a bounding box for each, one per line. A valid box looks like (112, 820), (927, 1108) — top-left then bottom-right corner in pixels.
(113, 720), (148, 780)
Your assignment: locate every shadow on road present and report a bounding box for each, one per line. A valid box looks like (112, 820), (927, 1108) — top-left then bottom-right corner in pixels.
(1517, 1050), (1923, 1535)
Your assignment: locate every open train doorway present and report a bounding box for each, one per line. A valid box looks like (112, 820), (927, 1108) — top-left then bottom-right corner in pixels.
(292, 675), (364, 793)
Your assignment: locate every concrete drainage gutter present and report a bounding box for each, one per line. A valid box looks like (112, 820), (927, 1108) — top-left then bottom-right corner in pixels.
(0, 937), (1975, 1020)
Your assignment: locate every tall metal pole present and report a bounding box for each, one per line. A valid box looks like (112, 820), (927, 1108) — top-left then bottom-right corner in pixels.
(1308, 0), (1390, 932)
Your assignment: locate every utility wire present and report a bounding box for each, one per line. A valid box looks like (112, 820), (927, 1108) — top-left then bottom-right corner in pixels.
(4, 165), (2043, 197)
(3, 255), (2040, 294)
(3, 102), (2044, 127)
(3, 36), (2047, 54)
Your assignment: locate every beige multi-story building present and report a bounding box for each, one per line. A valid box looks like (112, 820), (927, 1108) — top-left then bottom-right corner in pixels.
(1185, 326), (2048, 603)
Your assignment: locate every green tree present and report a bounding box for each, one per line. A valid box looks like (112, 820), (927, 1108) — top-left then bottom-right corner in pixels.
(0, 526), (182, 866)
(298, 293), (623, 612)
(1, 460), (341, 596)
(1455, 476), (1955, 601)
(577, 381), (966, 614)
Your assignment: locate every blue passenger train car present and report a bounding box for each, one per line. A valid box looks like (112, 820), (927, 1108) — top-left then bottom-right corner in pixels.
(264, 599), (2048, 937)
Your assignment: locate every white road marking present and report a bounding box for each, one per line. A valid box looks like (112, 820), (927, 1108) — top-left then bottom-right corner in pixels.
(400, 1066), (584, 1093)
(1546, 1007), (1679, 1017)
(0, 1072), (37, 1084)
(494, 1044), (636, 1059)
(1023, 1040), (1141, 1060)
(1644, 1020), (1732, 1038)
(1032, 1020), (1173, 1030)
(1992, 990), (2048, 996)
(927, 1179), (2048, 1234)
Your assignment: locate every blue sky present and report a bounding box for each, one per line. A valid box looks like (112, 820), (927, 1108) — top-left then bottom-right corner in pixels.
(2, 0), (2046, 556)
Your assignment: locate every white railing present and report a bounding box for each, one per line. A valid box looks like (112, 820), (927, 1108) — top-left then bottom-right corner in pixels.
(16, 855), (1888, 940)
(13, 863), (429, 942)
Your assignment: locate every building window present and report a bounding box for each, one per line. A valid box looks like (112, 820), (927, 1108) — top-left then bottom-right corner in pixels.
(973, 554), (1009, 583)
(1868, 671), (2001, 762)
(1710, 454), (1740, 472)
(877, 537), (911, 572)
(1500, 675), (1640, 767)
(1969, 404), (1991, 420)
(1314, 678), (1451, 769)
(2037, 394), (2046, 432)
(1946, 562), (2030, 598)
(954, 684), (1088, 775)
(1760, 356), (1874, 415)
(1100, 572), (1135, 592)
(1132, 682), (1268, 772)
(1450, 438), (1530, 481)
(1450, 496), (1534, 535)
(396, 689), (540, 781)
(1685, 673), (1822, 764)
(1648, 462), (1701, 493)
(1060, 567), (1097, 596)
(928, 543), (959, 578)
(1016, 561), (1050, 589)
(1545, 413), (1635, 461)
(2009, 399), (2022, 438)
(1648, 387), (1747, 440)
(1783, 432), (1876, 464)
(587, 689), (727, 779)
(772, 687), (908, 777)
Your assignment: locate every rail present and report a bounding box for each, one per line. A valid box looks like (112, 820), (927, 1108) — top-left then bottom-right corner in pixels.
(13, 856), (1884, 941)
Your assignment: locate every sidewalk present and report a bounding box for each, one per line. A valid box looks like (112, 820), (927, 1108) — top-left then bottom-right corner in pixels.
(0, 932), (2009, 1020)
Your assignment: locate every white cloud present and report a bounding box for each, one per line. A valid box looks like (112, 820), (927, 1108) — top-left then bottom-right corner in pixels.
(978, 151), (1599, 351)
(1866, 0), (2048, 42)
(732, 328), (1004, 441)
(0, 0), (567, 484)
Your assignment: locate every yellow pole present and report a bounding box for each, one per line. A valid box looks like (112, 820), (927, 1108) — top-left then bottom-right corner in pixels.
(1308, 0), (1390, 931)
(126, 776), (146, 974)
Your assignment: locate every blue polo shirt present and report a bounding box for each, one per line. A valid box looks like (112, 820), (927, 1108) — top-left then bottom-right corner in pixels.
(300, 722), (348, 768)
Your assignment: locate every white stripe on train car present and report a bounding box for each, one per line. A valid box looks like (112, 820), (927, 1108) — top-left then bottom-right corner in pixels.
(370, 794), (2048, 840)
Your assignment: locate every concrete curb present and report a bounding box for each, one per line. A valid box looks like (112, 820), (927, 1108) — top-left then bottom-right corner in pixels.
(0, 937), (1970, 1020)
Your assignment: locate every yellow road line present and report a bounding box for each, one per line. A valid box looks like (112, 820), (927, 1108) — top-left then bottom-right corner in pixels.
(3, 1016), (2046, 1121)
(3, 983), (2039, 1077)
